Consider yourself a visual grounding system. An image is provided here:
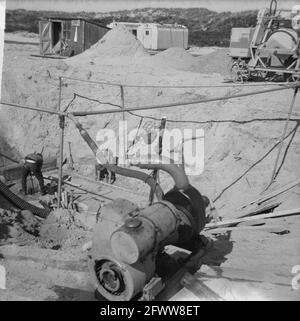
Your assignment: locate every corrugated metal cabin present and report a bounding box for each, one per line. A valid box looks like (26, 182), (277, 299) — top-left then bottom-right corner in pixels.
(137, 23), (188, 50)
(39, 18), (110, 57)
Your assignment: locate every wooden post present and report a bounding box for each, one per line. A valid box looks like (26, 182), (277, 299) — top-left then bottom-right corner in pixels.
(57, 77), (64, 208)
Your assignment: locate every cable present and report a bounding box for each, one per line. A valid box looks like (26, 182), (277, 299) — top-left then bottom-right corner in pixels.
(213, 122), (299, 203)
(273, 124), (299, 180)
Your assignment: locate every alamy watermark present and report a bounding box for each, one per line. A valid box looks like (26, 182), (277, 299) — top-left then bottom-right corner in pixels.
(291, 265), (300, 290)
(95, 121), (205, 175)
(0, 264), (5, 290)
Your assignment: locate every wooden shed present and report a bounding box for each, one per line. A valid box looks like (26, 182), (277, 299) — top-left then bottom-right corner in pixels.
(39, 18), (110, 57)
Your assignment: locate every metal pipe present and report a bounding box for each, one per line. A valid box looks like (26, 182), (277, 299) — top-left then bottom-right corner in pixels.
(0, 152), (19, 164)
(61, 75), (294, 88)
(70, 83), (300, 117)
(57, 77), (64, 208)
(149, 117), (167, 205)
(120, 85), (127, 165)
(135, 163), (190, 190)
(0, 101), (61, 115)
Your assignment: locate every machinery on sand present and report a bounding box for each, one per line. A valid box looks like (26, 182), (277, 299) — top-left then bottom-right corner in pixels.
(229, 0), (300, 82)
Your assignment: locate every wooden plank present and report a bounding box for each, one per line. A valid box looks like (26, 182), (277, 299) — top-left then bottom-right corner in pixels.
(181, 272), (224, 301)
(205, 208), (300, 230)
(73, 172), (146, 199)
(30, 54), (66, 59)
(44, 175), (113, 201)
(238, 200), (281, 218)
(241, 179), (300, 209)
(197, 265), (291, 287)
(204, 224), (285, 234)
(157, 246), (209, 300)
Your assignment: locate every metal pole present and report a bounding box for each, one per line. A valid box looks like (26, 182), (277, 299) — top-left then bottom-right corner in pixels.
(0, 101), (61, 115)
(120, 85), (127, 165)
(71, 83), (299, 117)
(149, 117), (167, 205)
(68, 141), (74, 170)
(120, 85), (125, 120)
(57, 77), (64, 208)
(264, 87), (298, 191)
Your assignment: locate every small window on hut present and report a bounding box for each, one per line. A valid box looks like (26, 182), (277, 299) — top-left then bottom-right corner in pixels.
(63, 21), (71, 40)
(145, 30), (150, 36)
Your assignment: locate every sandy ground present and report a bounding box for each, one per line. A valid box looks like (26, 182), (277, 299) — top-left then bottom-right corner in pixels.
(0, 29), (300, 301)
(4, 32), (39, 45)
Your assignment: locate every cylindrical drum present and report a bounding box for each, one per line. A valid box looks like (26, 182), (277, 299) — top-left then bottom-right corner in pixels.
(110, 202), (180, 264)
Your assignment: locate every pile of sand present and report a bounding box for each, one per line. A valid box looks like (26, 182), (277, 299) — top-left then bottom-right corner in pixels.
(2, 27), (300, 218)
(67, 26), (149, 66)
(39, 209), (91, 250)
(0, 209), (40, 245)
(196, 48), (231, 76)
(0, 206), (91, 250)
(146, 47), (231, 75)
(148, 47), (198, 72)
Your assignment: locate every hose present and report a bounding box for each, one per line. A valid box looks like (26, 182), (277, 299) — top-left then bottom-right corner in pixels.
(0, 180), (50, 218)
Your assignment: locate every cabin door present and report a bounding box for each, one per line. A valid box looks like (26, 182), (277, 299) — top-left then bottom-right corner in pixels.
(39, 21), (52, 55)
(142, 28), (153, 49)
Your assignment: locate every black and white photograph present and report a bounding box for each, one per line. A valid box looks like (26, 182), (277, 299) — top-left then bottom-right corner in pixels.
(0, 0), (299, 305)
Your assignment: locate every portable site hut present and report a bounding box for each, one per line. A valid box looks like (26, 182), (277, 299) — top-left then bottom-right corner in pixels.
(39, 18), (109, 57)
(139, 23), (188, 50)
(107, 22), (189, 50)
(107, 21), (142, 38)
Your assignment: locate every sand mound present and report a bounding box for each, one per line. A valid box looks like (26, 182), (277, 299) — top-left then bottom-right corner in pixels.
(0, 209), (41, 245)
(149, 47), (198, 71)
(143, 47), (230, 75)
(67, 26), (149, 66)
(196, 49), (231, 76)
(39, 209), (90, 250)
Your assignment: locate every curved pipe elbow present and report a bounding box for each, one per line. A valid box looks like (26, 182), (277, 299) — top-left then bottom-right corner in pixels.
(134, 163), (190, 190)
(104, 164), (164, 200)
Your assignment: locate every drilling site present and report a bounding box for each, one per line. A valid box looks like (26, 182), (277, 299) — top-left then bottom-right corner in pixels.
(0, 0), (300, 301)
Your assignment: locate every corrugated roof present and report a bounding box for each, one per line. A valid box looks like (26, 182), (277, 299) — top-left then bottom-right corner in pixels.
(39, 17), (110, 30)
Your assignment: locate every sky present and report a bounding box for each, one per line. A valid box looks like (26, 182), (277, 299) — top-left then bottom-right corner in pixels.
(6, 0), (300, 13)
